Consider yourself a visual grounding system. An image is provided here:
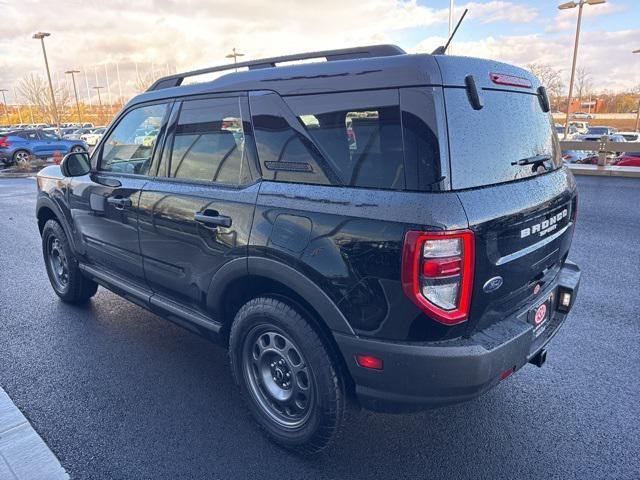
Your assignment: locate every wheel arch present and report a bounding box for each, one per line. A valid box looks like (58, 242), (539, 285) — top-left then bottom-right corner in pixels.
(207, 257), (357, 394)
(208, 257), (355, 338)
(36, 197), (78, 253)
(12, 147), (32, 159)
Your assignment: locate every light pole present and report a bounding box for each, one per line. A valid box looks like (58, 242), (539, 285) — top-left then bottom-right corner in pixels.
(634, 50), (640, 132)
(13, 87), (23, 124)
(559, 0), (606, 139)
(33, 32), (60, 129)
(93, 86), (104, 123)
(65, 70), (82, 124)
(225, 48), (245, 72)
(0, 89), (9, 125)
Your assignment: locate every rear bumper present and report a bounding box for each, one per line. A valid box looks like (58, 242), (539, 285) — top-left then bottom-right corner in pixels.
(335, 261), (581, 413)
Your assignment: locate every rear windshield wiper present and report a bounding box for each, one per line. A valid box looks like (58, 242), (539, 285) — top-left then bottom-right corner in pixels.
(511, 155), (552, 167)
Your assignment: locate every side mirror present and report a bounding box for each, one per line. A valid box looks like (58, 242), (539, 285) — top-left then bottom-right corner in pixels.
(60, 151), (91, 177)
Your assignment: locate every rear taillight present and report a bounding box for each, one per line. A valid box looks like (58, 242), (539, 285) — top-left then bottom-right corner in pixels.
(0, 137), (10, 148)
(401, 230), (475, 325)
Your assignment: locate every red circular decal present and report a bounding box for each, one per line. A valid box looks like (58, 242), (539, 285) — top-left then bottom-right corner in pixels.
(534, 304), (547, 326)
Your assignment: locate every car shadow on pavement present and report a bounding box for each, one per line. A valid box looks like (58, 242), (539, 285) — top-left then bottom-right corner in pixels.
(29, 288), (589, 480)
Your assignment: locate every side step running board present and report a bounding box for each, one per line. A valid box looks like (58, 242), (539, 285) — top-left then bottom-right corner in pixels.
(79, 263), (222, 334)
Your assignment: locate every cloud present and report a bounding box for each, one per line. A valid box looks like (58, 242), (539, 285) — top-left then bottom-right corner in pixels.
(463, 1), (538, 24)
(10, 0), (639, 107)
(414, 28), (640, 92)
(546, 1), (627, 33)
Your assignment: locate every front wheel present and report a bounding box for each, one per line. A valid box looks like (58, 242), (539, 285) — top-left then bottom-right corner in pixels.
(12, 149), (30, 164)
(42, 219), (98, 303)
(229, 297), (346, 453)
(70, 145), (86, 153)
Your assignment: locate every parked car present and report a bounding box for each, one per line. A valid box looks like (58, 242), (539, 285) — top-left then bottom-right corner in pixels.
(561, 150), (590, 163)
(80, 127), (106, 146)
(63, 128), (92, 140)
(35, 45), (581, 452)
(613, 151), (640, 167)
(617, 131), (640, 142)
(555, 125), (579, 139)
(577, 133), (626, 156)
(569, 121), (589, 134)
(0, 129), (87, 165)
(571, 111), (594, 119)
(585, 126), (617, 136)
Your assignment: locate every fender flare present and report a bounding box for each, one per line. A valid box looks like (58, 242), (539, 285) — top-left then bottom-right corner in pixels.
(206, 256), (355, 336)
(12, 147), (33, 159)
(36, 195), (78, 253)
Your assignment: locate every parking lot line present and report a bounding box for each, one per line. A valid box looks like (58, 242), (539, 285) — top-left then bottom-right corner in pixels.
(0, 387), (68, 480)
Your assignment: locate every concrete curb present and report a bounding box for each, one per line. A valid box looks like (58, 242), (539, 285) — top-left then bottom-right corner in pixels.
(0, 387), (69, 480)
(567, 164), (640, 178)
(0, 173), (38, 178)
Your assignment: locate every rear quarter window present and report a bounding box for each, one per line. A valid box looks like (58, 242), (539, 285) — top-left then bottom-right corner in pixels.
(286, 90), (405, 190)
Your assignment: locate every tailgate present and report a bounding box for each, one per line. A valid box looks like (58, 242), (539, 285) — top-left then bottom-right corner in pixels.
(456, 168), (578, 334)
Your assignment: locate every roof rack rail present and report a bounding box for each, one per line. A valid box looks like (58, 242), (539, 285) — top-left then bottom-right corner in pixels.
(146, 44), (406, 91)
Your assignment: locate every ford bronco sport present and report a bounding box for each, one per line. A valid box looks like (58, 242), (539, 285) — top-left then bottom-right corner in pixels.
(36, 45), (581, 452)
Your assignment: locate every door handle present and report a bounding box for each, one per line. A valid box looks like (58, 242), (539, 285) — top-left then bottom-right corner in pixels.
(107, 196), (132, 209)
(194, 210), (232, 228)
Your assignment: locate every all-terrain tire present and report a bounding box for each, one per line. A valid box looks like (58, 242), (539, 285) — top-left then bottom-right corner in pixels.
(42, 219), (98, 303)
(229, 296), (346, 453)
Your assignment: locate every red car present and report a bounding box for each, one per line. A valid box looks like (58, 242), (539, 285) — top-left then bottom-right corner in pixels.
(614, 152), (640, 167)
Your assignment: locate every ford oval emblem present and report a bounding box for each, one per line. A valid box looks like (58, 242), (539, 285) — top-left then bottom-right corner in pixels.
(483, 276), (503, 293)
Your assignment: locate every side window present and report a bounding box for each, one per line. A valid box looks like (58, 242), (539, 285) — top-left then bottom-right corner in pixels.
(399, 88), (442, 191)
(286, 90), (405, 190)
(20, 131), (39, 140)
(249, 92), (333, 186)
(100, 103), (168, 175)
(41, 131), (59, 140)
(168, 97), (252, 185)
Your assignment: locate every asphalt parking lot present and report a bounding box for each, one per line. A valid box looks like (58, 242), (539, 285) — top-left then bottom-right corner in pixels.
(0, 175), (638, 479)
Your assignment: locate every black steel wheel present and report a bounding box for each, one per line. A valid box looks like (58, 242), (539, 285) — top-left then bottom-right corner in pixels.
(47, 235), (70, 291)
(230, 297), (346, 453)
(242, 325), (314, 429)
(42, 219), (98, 303)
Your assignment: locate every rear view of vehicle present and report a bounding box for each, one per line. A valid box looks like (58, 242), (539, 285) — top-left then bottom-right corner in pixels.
(336, 56), (580, 416)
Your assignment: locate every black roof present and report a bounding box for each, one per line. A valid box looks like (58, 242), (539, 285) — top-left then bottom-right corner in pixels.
(127, 44), (540, 108)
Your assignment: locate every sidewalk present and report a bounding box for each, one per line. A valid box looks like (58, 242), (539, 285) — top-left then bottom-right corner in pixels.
(0, 387), (68, 480)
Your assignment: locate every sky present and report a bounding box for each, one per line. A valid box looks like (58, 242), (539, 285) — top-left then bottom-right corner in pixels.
(0, 0), (638, 105)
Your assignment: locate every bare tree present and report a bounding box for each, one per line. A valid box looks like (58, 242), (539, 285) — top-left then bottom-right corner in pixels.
(16, 74), (72, 124)
(526, 63), (564, 109)
(134, 72), (156, 93)
(575, 67), (592, 102)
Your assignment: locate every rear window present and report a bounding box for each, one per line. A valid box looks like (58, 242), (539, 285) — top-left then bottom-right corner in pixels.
(444, 88), (561, 190)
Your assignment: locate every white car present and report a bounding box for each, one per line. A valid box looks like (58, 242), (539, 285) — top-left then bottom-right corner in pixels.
(569, 121), (589, 134)
(571, 112), (594, 119)
(555, 125), (579, 139)
(617, 131), (640, 142)
(80, 127), (106, 146)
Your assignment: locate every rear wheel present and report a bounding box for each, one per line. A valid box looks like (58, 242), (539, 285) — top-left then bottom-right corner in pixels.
(42, 219), (98, 303)
(229, 297), (346, 453)
(70, 145), (85, 153)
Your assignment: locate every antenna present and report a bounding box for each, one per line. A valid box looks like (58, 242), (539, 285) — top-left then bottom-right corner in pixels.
(432, 8), (468, 55)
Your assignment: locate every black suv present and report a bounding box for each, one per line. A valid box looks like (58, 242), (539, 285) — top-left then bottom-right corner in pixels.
(36, 45), (581, 452)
